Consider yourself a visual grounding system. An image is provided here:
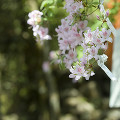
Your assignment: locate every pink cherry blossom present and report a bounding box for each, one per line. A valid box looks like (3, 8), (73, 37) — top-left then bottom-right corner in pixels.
(77, 20), (88, 31)
(84, 29), (95, 44)
(27, 10), (51, 43)
(64, 0), (83, 14)
(100, 28), (111, 38)
(69, 65), (85, 80)
(66, 49), (78, 62)
(55, 0), (112, 81)
(33, 26), (51, 41)
(38, 27), (51, 40)
(87, 46), (99, 60)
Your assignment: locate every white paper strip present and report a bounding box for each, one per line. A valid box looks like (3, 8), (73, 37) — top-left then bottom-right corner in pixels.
(106, 18), (116, 36)
(97, 54), (117, 81)
(98, 63), (117, 81)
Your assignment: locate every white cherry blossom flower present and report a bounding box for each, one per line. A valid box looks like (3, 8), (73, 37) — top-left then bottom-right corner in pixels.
(66, 49), (78, 62)
(38, 27), (51, 40)
(27, 10), (43, 26)
(84, 29), (95, 44)
(64, 0), (83, 14)
(69, 65), (85, 80)
(33, 26), (51, 40)
(77, 20), (88, 31)
(27, 10), (51, 43)
(87, 46), (99, 60)
(84, 70), (95, 80)
(100, 28), (112, 42)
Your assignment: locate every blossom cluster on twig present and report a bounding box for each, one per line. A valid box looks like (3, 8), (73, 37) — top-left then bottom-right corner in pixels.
(27, 10), (51, 44)
(56, 0), (112, 80)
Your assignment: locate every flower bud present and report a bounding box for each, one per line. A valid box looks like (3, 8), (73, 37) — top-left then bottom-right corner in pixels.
(106, 10), (109, 17)
(96, 15), (100, 20)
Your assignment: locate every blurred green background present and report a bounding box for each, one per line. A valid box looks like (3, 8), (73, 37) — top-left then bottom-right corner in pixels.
(0, 0), (120, 120)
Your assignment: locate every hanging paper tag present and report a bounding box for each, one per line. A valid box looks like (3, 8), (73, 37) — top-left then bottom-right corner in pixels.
(97, 54), (117, 81)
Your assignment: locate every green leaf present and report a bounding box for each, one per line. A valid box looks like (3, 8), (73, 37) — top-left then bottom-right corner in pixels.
(92, 2), (99, 5)
(55, 0), (63, 7)
(40, 0), (54, 10)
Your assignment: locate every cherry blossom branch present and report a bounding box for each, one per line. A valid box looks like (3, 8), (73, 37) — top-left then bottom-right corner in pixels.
(85, 7), (99, 16)
(27, 10), (51, 44)
(56, 0), (115, 81)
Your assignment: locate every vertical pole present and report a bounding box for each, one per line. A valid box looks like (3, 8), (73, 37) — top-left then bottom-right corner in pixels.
(109, 29), (120, 107)
(99, 1), (120, 107)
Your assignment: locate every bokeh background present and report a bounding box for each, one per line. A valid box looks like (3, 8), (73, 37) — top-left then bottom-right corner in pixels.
(0, 0), (120, 120)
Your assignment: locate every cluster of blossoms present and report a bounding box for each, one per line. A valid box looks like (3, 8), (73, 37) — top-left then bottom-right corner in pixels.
(27, 10), (51, 43)
(56, 0), (112, 80)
